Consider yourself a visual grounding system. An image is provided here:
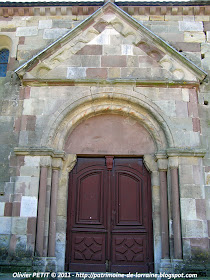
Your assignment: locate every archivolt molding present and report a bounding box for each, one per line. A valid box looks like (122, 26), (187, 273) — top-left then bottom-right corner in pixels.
(41, 88), (174, 152)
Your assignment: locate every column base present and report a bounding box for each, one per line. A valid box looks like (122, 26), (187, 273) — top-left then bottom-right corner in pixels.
(33, 257), (57, 272)
(159, 259), (173, 273)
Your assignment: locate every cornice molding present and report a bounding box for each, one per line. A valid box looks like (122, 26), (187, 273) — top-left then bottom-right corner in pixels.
(166, 147), (206, 157)
(20, 79), (201, 88)
(1, 4), (210, 17)
(14, 147), (65, 159)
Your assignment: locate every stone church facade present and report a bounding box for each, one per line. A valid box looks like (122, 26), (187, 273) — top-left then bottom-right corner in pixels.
(0, 0), (210, 274)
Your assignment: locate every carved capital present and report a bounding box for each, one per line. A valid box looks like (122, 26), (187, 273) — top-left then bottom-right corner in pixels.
(143, 154), (158, 172)
(63, 154), (77, 173)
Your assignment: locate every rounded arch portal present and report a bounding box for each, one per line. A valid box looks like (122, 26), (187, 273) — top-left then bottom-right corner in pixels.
(64, 114), (156, 154)
(42, 91), (174, 152)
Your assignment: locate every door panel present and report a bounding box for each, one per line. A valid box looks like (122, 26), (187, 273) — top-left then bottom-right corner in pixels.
(66, 158), (107, 272)
(110, 158), (153, 272)
(77, 172), (103, 224)
(116, 172), (142, 225)
(66, 157), (153, 273)
(111, 235), (147, 272)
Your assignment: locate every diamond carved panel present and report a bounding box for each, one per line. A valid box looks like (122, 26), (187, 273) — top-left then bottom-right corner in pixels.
(73, 235), (104, 262)
(114, 237), (145, 263)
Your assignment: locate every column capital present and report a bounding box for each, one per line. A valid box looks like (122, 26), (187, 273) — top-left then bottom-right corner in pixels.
(63, 154), (77, 173)
(155, 153), (168, 171)
(143, 155), (158, 172)
(52, 158), (63, 170)
(168, 156), (179, 169)
(40, 156), (52, 168)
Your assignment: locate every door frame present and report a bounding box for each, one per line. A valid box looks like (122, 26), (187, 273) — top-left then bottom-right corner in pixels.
(65, 155), (155, 272)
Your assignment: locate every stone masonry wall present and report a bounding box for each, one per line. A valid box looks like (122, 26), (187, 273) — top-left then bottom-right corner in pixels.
(0, 4), (210, 270)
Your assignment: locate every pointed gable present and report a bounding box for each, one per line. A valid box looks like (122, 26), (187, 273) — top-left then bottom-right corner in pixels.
(15, 1), (207, 84)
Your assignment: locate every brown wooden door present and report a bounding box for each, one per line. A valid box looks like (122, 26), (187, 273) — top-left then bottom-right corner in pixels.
(65, 157), (153, 273)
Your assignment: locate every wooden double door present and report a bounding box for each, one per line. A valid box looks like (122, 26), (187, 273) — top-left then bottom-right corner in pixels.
(66, 157), (153, 273)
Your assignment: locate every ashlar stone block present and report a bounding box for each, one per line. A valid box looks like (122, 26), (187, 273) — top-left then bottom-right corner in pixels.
(121, 44), (133, 55)
(20, 196), (37, 217)
(182, 88), (190, 102)
(153, 100), (176, 117)
(11, 217), (27, 235)
(184, 32), (206, 43)
(180, 198), (196, 220)
(0, 202), (5, 216)
(103, 45), (121, 55)
(182, 220), (208, 238)
(206, 198), (210, 219)
(179, 21), (203, 31)
(20, 166), (40, 177)
(67, 67), (86, 79)
(80, 56), (100, 67)
(196, 199), (206, 220)
(38, 20), (52, 29)
(16, 26), (38, 37)
(180, 184), (204, 199)
(0, 217), (12, 234)
(176, 101), (188, 117)
(43, 28), (69, 40)
(179, 165), (194, 185)
(87, 28), (116, 45)
(24, 156), (40, 167)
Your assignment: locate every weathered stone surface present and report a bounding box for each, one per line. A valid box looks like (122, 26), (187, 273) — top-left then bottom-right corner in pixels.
(43, 28), (68, 39)
(173, 42), (201, 52)
(52, 20), (72, 29)
(180, 184), (204, 199)
(20, 166), (39, 177)
(182, 220), (208, 238)
(80, 56), (100, 67)
(101, 55), (126, 67)
(16, 27), (38, 37)
(20, 196), (37, 217)
(76, 45), (102, 55)
(11, 217), (27, 235)
(179, 21), (203, 31)
(38, 20), (52, 29)
(154, 100), (176, 117)
(196, 199), (206, 220)
(67, 67), (86, 79)
(181, 198), (196, 220)
(184, 31), (206, 43)
(86, 68), (107, 79)
(0, 217), (12, 234)
(176, 101), (188, 117)
(0, 202), (5, 216)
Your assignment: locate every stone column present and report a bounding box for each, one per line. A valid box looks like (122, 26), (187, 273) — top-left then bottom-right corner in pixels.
(36, 156), (52, 257)
(169, 157), (182, 259)
(157, 156), (169, 259)
(48, 158), (62, 257)
(36, 166), (48, 257)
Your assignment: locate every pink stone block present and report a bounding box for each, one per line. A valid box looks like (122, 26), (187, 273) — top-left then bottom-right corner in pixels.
(86, 68), (107, 79)
(196, 199), (206, 220)
(4, 202), (12, 216)
(76, 45), (102, 55)
(188, 102), (199, 117)
(13, 202), (21, 216)
(192, 118), (201, 132)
